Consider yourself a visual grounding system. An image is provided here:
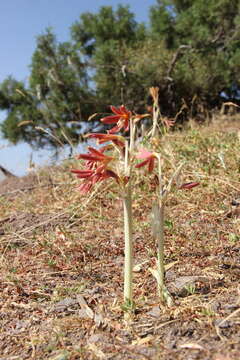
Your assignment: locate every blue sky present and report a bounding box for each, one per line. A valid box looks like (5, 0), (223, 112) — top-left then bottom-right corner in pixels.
(0, 0), (156, 175)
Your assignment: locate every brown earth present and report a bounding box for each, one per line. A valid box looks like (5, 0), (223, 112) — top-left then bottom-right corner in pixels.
(0, 120), (240, 360)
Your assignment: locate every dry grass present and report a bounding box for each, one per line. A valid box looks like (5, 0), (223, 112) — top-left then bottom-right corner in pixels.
(0, 115), (240, 360)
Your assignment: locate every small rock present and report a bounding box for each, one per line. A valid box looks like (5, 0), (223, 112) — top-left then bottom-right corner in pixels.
(168, 276), (209, 296)
(214, 319), (232, 328)
(54, 297), (77, 312)
(88, 333), (108, 344)
(146, 306), (161, 318)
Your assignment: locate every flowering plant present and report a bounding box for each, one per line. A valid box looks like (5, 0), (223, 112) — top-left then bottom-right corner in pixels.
(72, 98), (199, 309)
(72, 105), (149, 309)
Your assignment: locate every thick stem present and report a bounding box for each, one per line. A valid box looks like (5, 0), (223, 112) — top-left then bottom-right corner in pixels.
(152, 155), (174, 306)
(151, 104), (159, 138)
(157, 202), (165, 295)
(152, 200), (173, 306)
(156, 154), (164, 300)
(123, 182), (133, 306)
(152, 200), (164, 301)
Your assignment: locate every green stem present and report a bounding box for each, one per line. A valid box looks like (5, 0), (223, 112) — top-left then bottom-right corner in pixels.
(122, 118), (135, 309)
(123, 181), (133, 307)
(157, 202), (165, 298)
(153, 155), (173, 306)
(152, 200), (173, 306)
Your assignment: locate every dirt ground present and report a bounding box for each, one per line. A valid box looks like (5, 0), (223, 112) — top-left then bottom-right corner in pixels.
(0, 122), (240, 359)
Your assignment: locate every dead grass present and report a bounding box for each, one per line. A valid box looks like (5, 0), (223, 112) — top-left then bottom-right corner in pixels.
(0, 116), (240, 360)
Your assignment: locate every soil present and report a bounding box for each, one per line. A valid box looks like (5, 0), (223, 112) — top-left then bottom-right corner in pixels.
(0, 169), (53, 196)
(0, 127), (240, 359)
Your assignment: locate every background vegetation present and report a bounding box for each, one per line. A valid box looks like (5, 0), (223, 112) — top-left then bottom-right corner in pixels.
(0, 0), (240, 150)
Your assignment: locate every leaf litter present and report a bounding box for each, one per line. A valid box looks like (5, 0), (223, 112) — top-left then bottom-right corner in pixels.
(0, 117), (240, 359)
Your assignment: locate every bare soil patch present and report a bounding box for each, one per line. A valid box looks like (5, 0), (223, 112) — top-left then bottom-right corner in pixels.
(0, 172), (39, 195)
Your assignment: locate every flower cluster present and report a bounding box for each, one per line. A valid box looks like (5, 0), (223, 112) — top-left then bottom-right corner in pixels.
(72, 105), (199, 193)
(71, 146), (119, 194)
(87, 133), (125, 148)
(71, 106), (134, 193)
(72, 105), (147, 193)
(100, 105), (131, 133)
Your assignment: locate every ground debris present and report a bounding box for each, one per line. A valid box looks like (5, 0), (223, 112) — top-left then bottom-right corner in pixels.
(1, 120), (240, 359)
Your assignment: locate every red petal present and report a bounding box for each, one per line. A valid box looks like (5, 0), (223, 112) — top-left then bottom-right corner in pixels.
(108, 124), (122, 134)
(136, 149), (154, 159)
(71, 169), (93, 178)
(148, 157), (155, 173)
(79, 182), (92, 194)
(78, 154), (101, 161)
(88, 147), (105, 158)
(110, 105), (123, 115)
(85, 160), (95, 169)
(98, 138), (108, 144)
(120, 105), (130, 114)
(112, 139), (125, 147)
(135, 159), (150, 168)
(95, 164), (106, 173)
(180, 182), (200, 190)
(87, 133), (107, 139)
(123, 118), (129, 131)
(101, 115), (120, 124)
(92, 173), (103, 184)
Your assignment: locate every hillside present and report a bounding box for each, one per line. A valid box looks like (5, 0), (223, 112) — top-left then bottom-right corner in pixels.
(0, 116), (240, 360)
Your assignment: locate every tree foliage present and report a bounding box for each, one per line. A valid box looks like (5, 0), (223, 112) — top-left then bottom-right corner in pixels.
(149, 0), (240, 113)
(0, 29), (99, 150)
(1, 1), (240, 149)
(71, 5), (146, 107)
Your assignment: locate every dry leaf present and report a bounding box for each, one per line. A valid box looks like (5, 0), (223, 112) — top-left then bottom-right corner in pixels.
(165, 261), (178, 271)
(88, 113), (98, 121)
(17, 120), (33, 127)
(76, 294), (94, 319)
(133, 260), (149, 272)
(132, 335), (153, 346)
(179, 342), (204, 350)
(88, 343), (105, 359)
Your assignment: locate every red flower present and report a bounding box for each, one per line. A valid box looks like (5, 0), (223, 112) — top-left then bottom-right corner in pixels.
(135, 149), (157, 173)
(77, 146), (113, 163)
(76, 146), (114, 171)
(87, 133), (125, 148)
(75, 169), (119, 194)
(71, 169), (94, 178)
(71, 146), (119, 194)
(179, 182), (200, 190)
(100, 105), (132, 133)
